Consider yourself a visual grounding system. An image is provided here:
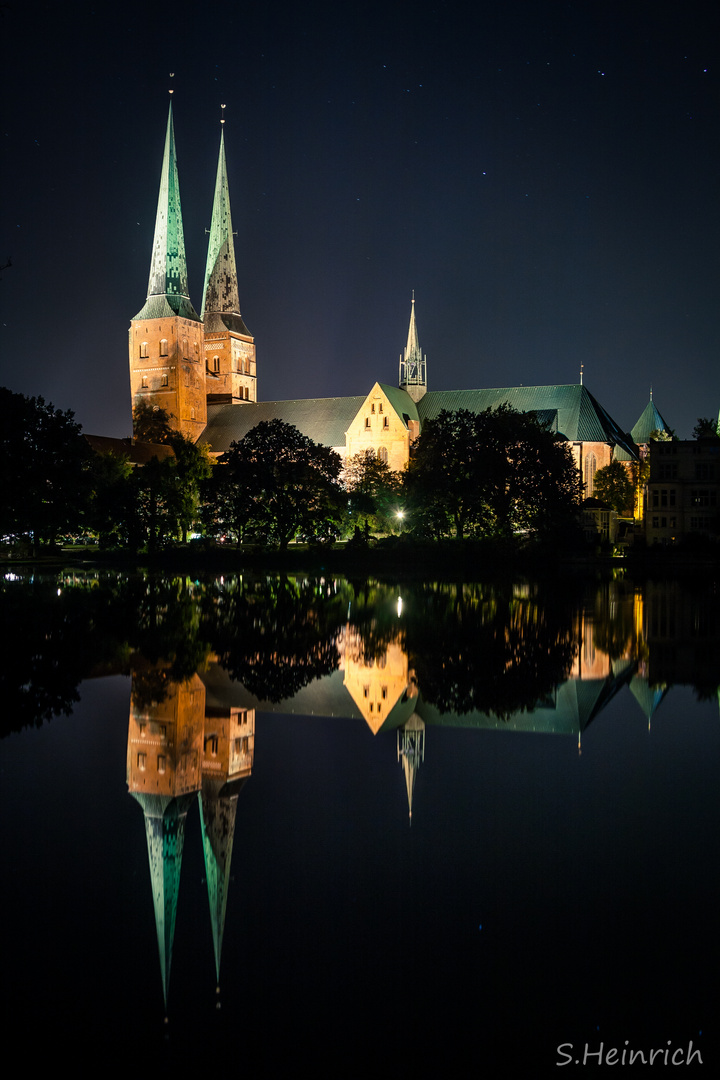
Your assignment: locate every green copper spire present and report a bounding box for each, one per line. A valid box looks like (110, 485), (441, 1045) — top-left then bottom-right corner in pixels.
(202, 128), (242, 320)
(133, 103), (200, 322)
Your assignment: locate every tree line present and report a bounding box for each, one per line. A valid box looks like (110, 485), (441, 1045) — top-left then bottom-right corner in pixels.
(1, 386), (587, 552)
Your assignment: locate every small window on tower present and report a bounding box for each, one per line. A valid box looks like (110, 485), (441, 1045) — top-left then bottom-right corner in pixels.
(140, 342), (149, 358)
(379, 403), (383, 414)
(159, 339), (168, 357)
(383, 416), (389, 428)
(365, 417), (371, 428)
(161, 374), (168, 387)
(141, 376), (148, 388)
(371, 403), (375, 413)
(213, 356), (220, 372)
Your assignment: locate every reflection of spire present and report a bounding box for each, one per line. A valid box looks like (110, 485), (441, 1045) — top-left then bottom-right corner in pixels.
(629, 675), (668, 728)
(397, 714), (425, 822)
(130, 792), (194, 1008)
(199, 778), (243, 982)
(127, 670), (205, 1009)
(199, 706), (254, 982)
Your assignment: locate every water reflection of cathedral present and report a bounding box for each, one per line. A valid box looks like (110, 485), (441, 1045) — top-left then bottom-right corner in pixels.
(127, 667), (255, 1008)
(125, 576), (718, 1009)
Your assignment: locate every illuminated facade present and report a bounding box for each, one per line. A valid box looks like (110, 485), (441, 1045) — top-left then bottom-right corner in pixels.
(130, 104), (640, 489)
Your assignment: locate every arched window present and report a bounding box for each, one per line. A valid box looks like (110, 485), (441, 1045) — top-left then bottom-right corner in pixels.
(212, 356), (220, 372)
(584, 452), (597, 495)
(139, 341), (149, 358)
(378, 446), (388, 464)
(159, 339), (168, 357)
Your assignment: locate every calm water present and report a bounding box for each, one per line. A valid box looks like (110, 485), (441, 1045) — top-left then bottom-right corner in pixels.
(1, 570), (717, 1070)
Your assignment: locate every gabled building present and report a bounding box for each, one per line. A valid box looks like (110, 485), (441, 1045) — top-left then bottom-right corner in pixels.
(130, 104), (638, 491)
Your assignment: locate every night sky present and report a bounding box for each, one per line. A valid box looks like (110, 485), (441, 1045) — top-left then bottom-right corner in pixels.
(1, 0), (718, 438)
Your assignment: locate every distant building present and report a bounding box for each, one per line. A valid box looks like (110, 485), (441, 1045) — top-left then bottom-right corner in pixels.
(129, 103), (638, 489)
(645, 438), (720, 545)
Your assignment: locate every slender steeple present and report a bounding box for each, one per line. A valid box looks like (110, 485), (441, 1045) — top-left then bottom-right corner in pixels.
(202, 127), (242, 322)
(202, 112), (256, 405)
(399, 292), (427, 402)
(133, 102), (200, 322)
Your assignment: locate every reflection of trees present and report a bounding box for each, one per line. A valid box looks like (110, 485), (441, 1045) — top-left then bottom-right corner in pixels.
(405, 582), (578, 719)
(0, 572), (211, 732)
(342, 577), (406, 665)
(590, 579), (636, 661)
(0, 576), (100, 732)
(205, 576), (350, 702)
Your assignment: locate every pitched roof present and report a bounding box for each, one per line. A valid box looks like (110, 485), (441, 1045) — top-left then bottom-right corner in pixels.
(132, 103), (200, 324)
(418, 383), (637, 456)
(84, 434), (174, 465)
(631, 398), (671, 444)
(199, 382), (636, 457)
(201, 396), (365, 454)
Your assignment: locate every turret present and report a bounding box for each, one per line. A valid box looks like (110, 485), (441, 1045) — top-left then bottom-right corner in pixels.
(398, 292), (427, 402)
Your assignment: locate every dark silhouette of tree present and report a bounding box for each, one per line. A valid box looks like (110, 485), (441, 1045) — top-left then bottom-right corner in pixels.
(206, 575), (348, 701)
(592, 460), (634, 514)
(219, 420), (343, 548)
(692, 417), (719, 440)
(0, 387), (92, 552)
(405, 406), (580, 540)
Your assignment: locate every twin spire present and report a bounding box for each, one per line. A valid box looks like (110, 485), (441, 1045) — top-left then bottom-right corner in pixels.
(136, 103), (241, 326)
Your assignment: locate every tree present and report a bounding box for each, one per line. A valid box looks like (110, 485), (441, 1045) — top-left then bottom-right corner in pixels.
(592, 459), (634, 514)
(218, 420), (344, 548)
(85, 449), (134, 548)
(692, 417), (719, 440)
(342, 449), (403, 534)
(0, 387), (92, 551)
(405, 406), (580, 540)
(129, 403), (213, 547)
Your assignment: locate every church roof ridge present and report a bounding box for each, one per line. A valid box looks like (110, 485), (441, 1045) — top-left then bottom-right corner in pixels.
(133, 102), (200, 324)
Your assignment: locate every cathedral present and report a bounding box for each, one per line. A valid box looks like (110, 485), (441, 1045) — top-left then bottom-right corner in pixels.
(130, 103), (649, 494)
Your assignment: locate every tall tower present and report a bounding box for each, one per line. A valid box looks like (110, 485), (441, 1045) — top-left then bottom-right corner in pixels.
(129, 101), (206, 441)
(398, 292), (427, 402)
(202, 117), (257, 405)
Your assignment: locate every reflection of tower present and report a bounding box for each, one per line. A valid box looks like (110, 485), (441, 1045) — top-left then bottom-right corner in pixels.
(199, 707), (255, 982)
(127, 671), (205, 1008)
(397, 714), (425, 822)
(398, 293), (427, 402)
